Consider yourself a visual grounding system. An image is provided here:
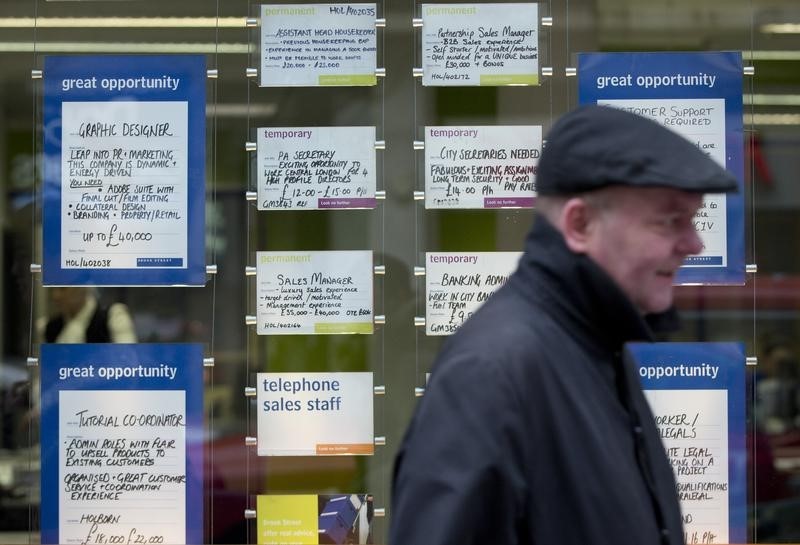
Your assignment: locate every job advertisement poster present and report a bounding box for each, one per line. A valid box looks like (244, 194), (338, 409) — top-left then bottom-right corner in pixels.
(630, 342), (746, 544)
(257, 127), (376, 210)
(426, 252), (521, 335)
(578, 51), (744, 285)
(40, 344), (204, 545)
(424, 126), (540, 208)
(260, 4), (377, 86)
(421, 3), (539, 86)
(257, 494), (374, 544)
(256, 251), (373, 335)
(42, 55), (206, 286)
(257, 372), (374, 456)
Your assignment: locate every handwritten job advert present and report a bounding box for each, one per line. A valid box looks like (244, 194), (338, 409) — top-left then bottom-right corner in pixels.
(425, 125), (540, 209)
(260, 4), (378, 86)
(257, 127), (376, 210)
(426, 252), (521, 335)
(421, 3), (539, 86)
(40, 344), (204, 545)
(61, 101), (188, 270)
(256, 251), (374, 335)
(43, 55), (206, 285)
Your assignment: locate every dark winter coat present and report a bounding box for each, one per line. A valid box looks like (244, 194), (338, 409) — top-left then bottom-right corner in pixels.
(389, 216), (684, 545)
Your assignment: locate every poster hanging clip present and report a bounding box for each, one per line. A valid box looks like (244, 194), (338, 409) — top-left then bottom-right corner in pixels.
(207, 69), (218, 79)
(746, 264), (758, 274)
(412, 68), (423, 78)
(203, 358), (215, 368)
(565, 67), (577, 77)
(374, 508), (386, 517)
(375, 18), (386, 28)
(541, 16), (553, 26)
(245, 436), (257, 446)
(374, 436), (386, 446)
(374, 140), (386, 150)
(374, 386), (386, 395)
(31, 69), (42, 79)
(244, 387), (257, 397)
(412, 18), (424, 28)
(245, 191), (258, 202)
(245, 18), (259, 27)
(244, 509), (257, 519)
(746, 357), (758, 366)
(541, 67), (553, 77)
(374, 315), (386, 325)
(744, 66), (755, 76)
(413, 140), (425, 150)
(30, 263), (41, 274)
(246, 68), (258, 78)
(245, 141), (257, 152)
(413, 317), (425, 327)
(376, 190), (386, 200)
(245, 315), (257, 326)
(206, 265), (218, 275)
(373, 265), (386, 275)
(26, 357), (39, 367)
(415, 387), (425, 397)
(245, 266), (257, 276)
(413, 266), (426, 276)
(376, 68), (386, 78)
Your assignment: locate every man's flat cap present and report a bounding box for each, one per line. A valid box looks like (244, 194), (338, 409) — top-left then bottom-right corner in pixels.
(536, 105), (739, 195)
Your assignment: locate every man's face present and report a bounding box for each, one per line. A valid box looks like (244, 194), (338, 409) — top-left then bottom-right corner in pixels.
(583, 186), (704, 315)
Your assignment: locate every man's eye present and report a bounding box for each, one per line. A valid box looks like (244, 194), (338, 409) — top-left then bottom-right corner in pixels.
(653, 215), (688, 230)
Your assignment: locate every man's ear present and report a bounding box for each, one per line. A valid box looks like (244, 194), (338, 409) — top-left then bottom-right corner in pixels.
(559, 197), (595, 254)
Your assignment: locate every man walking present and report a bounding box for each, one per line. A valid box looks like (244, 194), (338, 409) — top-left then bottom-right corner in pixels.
(390, 105), (738, 545)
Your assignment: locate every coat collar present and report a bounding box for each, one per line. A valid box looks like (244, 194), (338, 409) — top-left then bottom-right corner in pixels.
(509, 216), (678, 353)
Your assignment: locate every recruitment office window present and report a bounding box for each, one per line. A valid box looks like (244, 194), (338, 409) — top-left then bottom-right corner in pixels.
(0, 0), (799, 543)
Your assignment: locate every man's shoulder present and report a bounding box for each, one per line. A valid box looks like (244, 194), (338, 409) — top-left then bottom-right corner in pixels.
(431, 288), (564, 385)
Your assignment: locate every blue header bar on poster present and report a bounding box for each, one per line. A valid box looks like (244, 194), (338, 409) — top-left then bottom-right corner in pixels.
(43, 55), (206, 286)
(578, 51), (745, 285)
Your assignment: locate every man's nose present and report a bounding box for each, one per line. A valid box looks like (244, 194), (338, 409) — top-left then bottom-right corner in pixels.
(679, 225), (704, 256)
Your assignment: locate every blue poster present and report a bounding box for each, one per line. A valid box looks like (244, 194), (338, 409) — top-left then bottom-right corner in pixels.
(40, 344), (204, 544)
(579, 51), (745, 285)
(43, 55), (206, 285)
(629, 342), (746, 544)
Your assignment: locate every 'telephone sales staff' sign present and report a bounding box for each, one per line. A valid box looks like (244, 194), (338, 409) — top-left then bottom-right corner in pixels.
(257, 372), (374, 456)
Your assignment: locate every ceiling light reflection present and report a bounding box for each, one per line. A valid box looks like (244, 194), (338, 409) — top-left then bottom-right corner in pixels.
(0, 17), (249, 28)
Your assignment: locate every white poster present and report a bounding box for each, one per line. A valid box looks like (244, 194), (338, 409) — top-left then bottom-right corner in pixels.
(599, 98), (728, 268)
(59, 390), (186, 545)
(645, 389), (730, 544)
(257, 372), (374, 456)
(256, 251), (373, 335)
(60, 101), (188, 270)
(421, 3), (539, 86)
(425, 126), (540, 208)
(260, 4), (377, 87)
(257, 127), (376, 210)
(426, 252), (521, 335)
